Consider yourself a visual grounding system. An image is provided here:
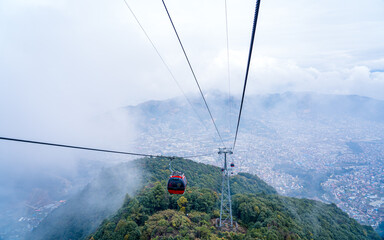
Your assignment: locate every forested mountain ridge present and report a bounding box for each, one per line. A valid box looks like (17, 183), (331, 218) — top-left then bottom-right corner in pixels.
(89, 158), (380, 240)
(136, 157), (277, 196)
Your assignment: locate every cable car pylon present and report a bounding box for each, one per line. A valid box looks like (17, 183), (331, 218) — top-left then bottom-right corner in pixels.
(218, 147), (233, 228)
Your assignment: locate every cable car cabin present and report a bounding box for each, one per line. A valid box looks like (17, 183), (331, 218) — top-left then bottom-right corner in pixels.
(230, 163), (235, 167)
(167, 173), (187, 194)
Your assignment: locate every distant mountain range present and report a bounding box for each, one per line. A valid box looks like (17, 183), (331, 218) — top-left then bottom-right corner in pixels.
(128, 91), (384, 131)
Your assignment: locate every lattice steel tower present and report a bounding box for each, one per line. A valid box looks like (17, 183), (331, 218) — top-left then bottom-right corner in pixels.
(218, 148), (233, 228)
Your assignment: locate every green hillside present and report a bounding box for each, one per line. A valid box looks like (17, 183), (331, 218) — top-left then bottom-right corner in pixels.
(89, 158), (380, 240)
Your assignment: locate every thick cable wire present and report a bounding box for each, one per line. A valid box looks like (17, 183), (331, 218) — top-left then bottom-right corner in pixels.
(0, 137), (212, 159)
(232, 0), (262, 151)
(161, 0), (226, 147)
(122, 0), (209, 131)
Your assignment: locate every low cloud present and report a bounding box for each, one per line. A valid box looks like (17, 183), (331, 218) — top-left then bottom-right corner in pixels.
(206, 52), (384, 100)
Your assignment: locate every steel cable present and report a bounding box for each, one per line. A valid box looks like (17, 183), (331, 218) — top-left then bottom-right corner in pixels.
(161, 0), (226, 148)
(0, 137), (212, 159)
(232, 0), (262, 151)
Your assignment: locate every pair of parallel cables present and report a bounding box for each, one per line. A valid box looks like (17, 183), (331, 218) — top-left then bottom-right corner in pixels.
(158, 0), (262, 151)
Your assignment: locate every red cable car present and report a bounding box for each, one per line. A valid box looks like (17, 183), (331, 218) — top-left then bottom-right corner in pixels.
(167, 173), (187, 194)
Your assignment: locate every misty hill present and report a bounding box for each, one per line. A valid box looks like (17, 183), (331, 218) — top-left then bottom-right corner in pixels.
(127, 92), (384, 134)
(247, 92), (384, 121)
(88, 158), (380, 240)
(0, 158), (111, 240)
(26, 162), (142, 240)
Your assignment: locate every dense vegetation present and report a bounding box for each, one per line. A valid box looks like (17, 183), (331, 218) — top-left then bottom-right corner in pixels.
(89, 158), (380, 240)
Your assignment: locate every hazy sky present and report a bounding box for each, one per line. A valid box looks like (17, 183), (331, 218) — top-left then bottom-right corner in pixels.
(0, 0), (384, 146)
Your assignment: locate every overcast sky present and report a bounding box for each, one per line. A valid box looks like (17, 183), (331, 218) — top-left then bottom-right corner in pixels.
(0, 0), (384, 147)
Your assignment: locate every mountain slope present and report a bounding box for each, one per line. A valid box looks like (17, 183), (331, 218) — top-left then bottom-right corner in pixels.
(89, 158), (380, 240)
(26, 163), (142, 240)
